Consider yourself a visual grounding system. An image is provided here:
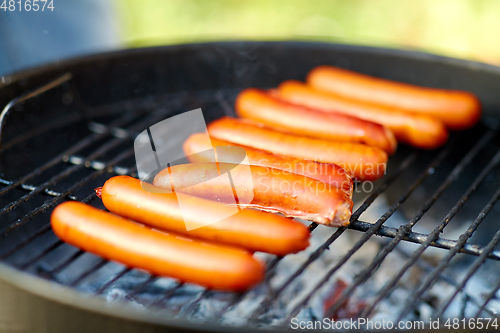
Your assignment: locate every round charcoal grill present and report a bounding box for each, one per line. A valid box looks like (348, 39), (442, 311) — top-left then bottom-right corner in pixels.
(1, 42), (500, 332)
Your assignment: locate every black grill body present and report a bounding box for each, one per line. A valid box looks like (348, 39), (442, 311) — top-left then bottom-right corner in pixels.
(1, 41), (500, 332)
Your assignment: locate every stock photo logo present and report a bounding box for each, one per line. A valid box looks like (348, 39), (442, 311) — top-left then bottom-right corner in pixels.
(134, 109), (254, 231)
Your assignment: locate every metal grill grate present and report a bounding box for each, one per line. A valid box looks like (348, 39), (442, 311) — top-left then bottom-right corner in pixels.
(1, 75), (500, 328)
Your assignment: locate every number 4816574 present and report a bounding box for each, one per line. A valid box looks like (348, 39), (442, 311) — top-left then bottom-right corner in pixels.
(1, 0), (55, 11)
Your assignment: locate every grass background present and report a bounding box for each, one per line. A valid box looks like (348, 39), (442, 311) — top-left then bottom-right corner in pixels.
(114, 0), (500, 65)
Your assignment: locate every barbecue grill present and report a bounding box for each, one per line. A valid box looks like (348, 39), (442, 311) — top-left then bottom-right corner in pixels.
(1, 41), (500, 332)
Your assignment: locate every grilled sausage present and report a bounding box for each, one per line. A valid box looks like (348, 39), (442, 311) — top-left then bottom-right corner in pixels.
(207, 116), (388, 181)
(235, 88), (397, 154)
(276, 80), (449, 150)
(183, 132), (353, 196)
(51, 201), (264, 291)
(153, 163), (353, 227)
(307, 65), (481, 130)
(98, 176), (310, 255)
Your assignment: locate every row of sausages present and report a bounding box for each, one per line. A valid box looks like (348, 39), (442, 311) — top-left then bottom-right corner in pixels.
(50, 65), (481, 292)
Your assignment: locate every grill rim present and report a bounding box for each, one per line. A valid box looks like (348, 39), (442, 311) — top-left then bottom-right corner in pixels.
(2, 40), (500, 332)
(0, 263), (263, 333)
(3, 39), (500, 94)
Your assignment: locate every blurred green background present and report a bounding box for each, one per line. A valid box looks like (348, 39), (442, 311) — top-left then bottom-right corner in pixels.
(114, 0), (500, 65)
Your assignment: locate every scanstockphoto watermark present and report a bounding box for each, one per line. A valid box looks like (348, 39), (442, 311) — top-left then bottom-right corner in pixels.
(1, 0), (55, 11)
(290, 318), (426, 330)
(251, 158), (386, 178)
(254, 163), (378, 197)
(290, 317), (500, 330)
(134, 109), (254, 231)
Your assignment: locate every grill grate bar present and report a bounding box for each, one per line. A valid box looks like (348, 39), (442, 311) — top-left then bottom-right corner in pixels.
(2, 157), (132, 265)
(182, 289), (212, 317)
(0, 148), (135, 240)
(0, 96), (152, 153)
(0, 193), (96, 260)
(323, 130), (494, 320)
(0, 178), (77, 200)
(393, 246), (498, 318)
(396, 183), (500, 322)
(252, 255), (286, 297)
(149, 282), (185, 308)
(95, 267), (132, 295)
(0, 146), (109, 220)
(282, 143), (452, 323)
(250, 228), (346, 321)
(216, 292), (245, 319)
(0, 224), (52, 260)
(247, 151), (420, 321)
(0, 101), (142, 199)
(87, 121), (136, 139)
(48, 250), (85, 276)
(0, 98), (179, 240)
(435, 228), (500, 318)
(215, 149), (415, 320)
(0, 125), (134, 220)
(474, 279), (500, 318)
(0, 73), (73, 149)
(0, 94), (174, 153)
(0, 113), (82, 153)
(128, 275), (158, 299)
(212, 254), (286, 318)
(262, 255), (285, 281)
(351, 152), (420, 222)
(349, 221), (500, 260)
(361, 147), (500, 318)
(0, 90), (188, 217)
(69, 258), (109, 287)
(19, 240), (64, 270)
(63, 156), (132, 175)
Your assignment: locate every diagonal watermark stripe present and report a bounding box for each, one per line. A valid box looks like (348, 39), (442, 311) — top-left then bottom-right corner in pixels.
(134, 109), (254, 231)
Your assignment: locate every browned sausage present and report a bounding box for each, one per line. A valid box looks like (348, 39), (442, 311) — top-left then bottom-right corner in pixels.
(235, 88), (397, 154)
(153, 163), (353, 227)
(277, 80), (449, 149)
(207, 116), (388, 181)
(98, 176), (310, 255)
(183, 132), (353, 196)
(307, 65), (481, 130)
(51, 201), (264, 291)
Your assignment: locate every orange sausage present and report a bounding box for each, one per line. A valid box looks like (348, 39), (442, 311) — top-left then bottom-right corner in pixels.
(277, 80), (449, 150)
(183, 133), (353, 196)
(51, 201), (264, 291)
(235, 88), (397, 154)
(307, 66), (481, 130)
(98, 176), (309, 255)
(153, 163), (353, 227)
(207, 116), (388, 181)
